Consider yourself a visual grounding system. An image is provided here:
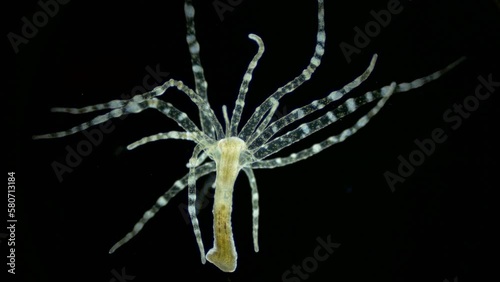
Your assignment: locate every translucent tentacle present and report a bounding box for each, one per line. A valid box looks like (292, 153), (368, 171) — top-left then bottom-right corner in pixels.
(127, 131), (197, 150)
(394, 56), (466, 93)
(33, 98), (207, 144)
(109, 162), (216, 254)
(184, 0), (224, 139)
(242, 167), (260, 252)
(252, 56), (466, 161)
(188, 144), (207, 264)
(248, 54), (377, 149)
(252, 83), (397, 168)
(238, 0), (326, 141)
(246, 98), (279, 146)
(50, 79), (205, 116)
(229, 34), (265, 137)
(253, 82), (397, 160)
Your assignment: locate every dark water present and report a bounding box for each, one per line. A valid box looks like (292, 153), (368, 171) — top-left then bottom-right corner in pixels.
(8, 0), (499, 281)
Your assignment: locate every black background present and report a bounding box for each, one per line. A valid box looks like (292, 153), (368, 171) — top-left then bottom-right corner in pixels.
(7, 0), (499, 281)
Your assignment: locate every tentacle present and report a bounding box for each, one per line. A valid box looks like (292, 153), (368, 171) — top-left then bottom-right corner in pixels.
(252, 55), (466, 161)
(188, 144), (207, 264)
(238, 0), (326, 141)
(33, 98), (209, 145)
(50, 79), (197, 114)
(127, 131), (197, 150)
(253, 83), (397, 160)
(109, 162), (216, 254)
(184, 0), (224, 139)
(186, 151), (209, 168)
(49, 76), (223, 140)
(184, 0), (208, 102)
(252, 83), (397, 168)
(246, 98), (279, 146)
(229, 34), (265, 137)
(222, 105), (230, 136)
(394, 56), (466, 94)
(242, 167), (260, 252)
(248, 54), (377, 149)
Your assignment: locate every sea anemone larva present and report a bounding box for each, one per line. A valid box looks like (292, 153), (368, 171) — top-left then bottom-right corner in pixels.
(33, 0), (465, 273)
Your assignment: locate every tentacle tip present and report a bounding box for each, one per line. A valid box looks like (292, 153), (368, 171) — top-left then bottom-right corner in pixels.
(32, 134), (49, 140)
(453, 56), (467, 66)
(109, 243), (121, 254)
(248, 33), (263, 44)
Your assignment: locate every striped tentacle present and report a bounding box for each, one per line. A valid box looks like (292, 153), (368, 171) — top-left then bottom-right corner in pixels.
(222, 105), (230, 136)
(253, 82), (397, 160)
(229, 34), (266, 137)
(252, 56), (466, 167)
(246, 98), (279, 146)
(238, 0), (326, 141)
(248, 54), (378, 149)
(252, 83), (397, 168)
(393, 56), (466, 94)
(242, 167), (260, 252)
(187, 151), (209, 168)
(109, 162), (216, 254)
(51, 78), (205, 115)
(188, 144), (207, 264)
(253, 56), (466, 161)
(184, 0), (224, 139)
(48, 75), (223, 142)
(127, 131), (198, 150)
(33, 98), (207, 144)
